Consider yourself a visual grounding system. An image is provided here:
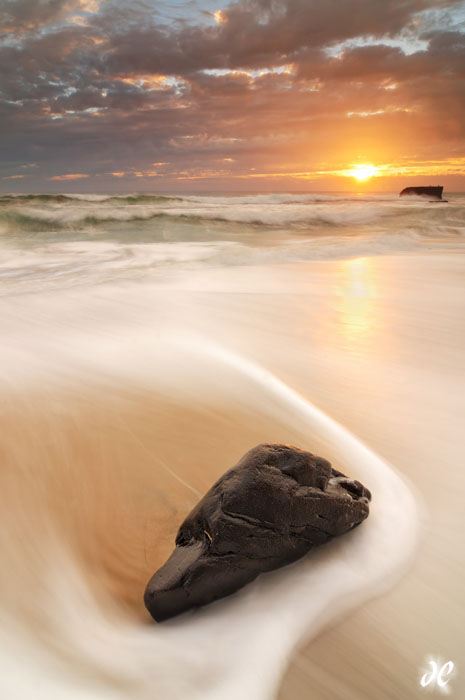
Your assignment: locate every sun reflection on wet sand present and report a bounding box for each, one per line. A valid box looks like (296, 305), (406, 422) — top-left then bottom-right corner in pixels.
(334, 257), (378, 352)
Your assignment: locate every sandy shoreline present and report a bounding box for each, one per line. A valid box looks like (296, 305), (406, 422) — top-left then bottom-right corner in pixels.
(1, 253), (464, 698)
(1, 384), (317, 619)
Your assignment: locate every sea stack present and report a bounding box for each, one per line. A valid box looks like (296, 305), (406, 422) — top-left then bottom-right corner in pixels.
(400, 185), (444, 200)
(144, 443), (372, 622)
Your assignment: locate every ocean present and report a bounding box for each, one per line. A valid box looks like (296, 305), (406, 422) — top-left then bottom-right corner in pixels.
(0, 191), (464, 698)
(1, 193), (464, 294)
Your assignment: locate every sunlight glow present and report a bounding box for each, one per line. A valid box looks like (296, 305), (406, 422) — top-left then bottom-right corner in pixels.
(334, 257), (378, 351)
(214, 10), (227, 24)
(347, 164), (379, 181)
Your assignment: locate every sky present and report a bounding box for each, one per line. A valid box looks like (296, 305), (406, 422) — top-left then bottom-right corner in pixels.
(1, 0), (465, 192)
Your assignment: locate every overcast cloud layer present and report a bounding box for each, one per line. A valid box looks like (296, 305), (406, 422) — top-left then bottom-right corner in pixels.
(1, 0), (465, 191)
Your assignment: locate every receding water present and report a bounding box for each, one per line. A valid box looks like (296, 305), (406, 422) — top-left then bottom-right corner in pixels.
(0, 191), (464, 699)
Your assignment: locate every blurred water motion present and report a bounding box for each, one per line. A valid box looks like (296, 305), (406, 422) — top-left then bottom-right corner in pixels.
(0, 192), (464, 699)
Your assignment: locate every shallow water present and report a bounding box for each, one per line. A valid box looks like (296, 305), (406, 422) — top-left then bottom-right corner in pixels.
(0, 192), (464, 698)
(1, 192), (464, 295)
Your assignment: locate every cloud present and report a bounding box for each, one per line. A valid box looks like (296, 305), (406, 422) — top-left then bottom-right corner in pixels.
(0, 0), (100, 34)
(48, 173), (89, 180)
(1, 0), (465, 190)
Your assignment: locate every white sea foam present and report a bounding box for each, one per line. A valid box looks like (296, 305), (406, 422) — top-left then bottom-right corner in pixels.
(1, 229), (464, 298)
(0, 325), (419, 700)
(2, 200), (384, 228)
(0, 191), (463, 699)
(0, 191), (463, 290)
(2, 191), (464, 235)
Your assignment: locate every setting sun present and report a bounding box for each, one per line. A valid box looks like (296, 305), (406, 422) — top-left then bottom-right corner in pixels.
(347, 164), (379, 181)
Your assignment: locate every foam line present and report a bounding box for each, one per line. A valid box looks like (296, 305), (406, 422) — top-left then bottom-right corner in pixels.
(152, 335), (421, 699)
(0, 334), (420, 700)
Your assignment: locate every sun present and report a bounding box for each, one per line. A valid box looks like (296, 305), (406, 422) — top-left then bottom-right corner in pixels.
(347, 164), (379, 181)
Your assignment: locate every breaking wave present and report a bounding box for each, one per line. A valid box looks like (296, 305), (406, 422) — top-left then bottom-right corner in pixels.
(0, 191), (464, 297)
(0, 187), (463, 700)
(0, 191), (463, 234)
(0, 193), (181, 205)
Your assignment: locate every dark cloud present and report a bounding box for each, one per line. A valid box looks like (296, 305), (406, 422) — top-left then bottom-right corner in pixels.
(91, 0), (463, 76)
(0, 0), (87, 34)
(1, 0), (465, 189)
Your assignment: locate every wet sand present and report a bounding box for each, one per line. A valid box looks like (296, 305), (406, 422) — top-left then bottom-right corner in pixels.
(1, 253), (464, 698)
(271, 256), (465, 699)
(1, 386), (315, 619)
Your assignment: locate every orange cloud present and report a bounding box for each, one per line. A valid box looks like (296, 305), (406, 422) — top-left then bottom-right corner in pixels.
(118, 74), (169, 90)
(48, 173), (89, 181)
(133, 170), (159, 177)
(214, 10), (227, 25)
(2, 0), (465, 192)
(78, 0), (101, 12)
(70, 15), (88, 26)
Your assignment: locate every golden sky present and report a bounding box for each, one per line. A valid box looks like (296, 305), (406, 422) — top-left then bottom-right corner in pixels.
(1, 0), (465, 191)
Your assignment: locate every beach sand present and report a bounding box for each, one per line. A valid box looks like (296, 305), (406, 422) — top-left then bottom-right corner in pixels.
(1, 253), (464, 698)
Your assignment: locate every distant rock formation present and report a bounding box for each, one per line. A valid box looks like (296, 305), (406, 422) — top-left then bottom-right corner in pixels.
(400, 186), (444, 200)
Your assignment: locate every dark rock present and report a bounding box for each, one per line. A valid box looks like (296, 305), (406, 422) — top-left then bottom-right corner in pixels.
(144, 444), (371, 622)
(400, 185), (444, 200)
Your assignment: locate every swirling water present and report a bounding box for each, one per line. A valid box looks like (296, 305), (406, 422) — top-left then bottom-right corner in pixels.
(1, 191), (464, 698)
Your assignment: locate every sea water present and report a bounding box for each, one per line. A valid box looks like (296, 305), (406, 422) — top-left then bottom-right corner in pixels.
(1, 192), (464, 698)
